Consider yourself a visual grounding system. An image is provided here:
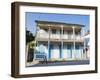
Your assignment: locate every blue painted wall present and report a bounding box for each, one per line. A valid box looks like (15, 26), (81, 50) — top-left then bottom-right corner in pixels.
(48, 44), (82, 60)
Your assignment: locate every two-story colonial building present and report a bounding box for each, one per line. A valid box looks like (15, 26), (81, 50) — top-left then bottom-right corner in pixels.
(34, 20), (88, 61)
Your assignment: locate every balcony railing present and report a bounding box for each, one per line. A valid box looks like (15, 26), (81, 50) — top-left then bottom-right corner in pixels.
(37, 33), (49, 39)
(36, 33), (82, 41)
(50, 34), (61, 40)
(62, 35), (81, 40)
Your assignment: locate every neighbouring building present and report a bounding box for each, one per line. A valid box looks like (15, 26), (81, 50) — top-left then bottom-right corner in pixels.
(33, 20), (89, 61)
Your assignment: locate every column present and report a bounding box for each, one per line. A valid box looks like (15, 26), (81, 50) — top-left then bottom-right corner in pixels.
(49, 27), (51, 40)
(48, 41), (50, 59)
(81, 28), (84, 59)
(48, 27), (51, 59)
(83, 29), (87, 59)
(84, 39), (86, 59)
(72, 26), (75, 59)
(33, 41), (35, 60)
(83, 28), (86, 59)
(61, 25), (63, 59)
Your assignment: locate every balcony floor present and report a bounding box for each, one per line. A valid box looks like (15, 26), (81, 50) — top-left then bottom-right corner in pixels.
(36, 38), (84, 43)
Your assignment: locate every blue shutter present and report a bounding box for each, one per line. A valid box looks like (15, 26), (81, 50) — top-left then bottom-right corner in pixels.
(59, 45), (62, 58)
(75, 45), (81, 58)
(49, 44), (53, 59)
(67, 45), (72, 58)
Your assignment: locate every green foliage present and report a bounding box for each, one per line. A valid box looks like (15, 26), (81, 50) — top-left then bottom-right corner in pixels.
(26, 29), (35, 44)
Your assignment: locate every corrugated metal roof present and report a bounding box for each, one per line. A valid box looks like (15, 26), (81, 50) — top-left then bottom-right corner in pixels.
(35, 20), (85, 27)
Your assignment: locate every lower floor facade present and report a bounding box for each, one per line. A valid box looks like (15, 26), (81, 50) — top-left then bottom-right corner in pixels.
(34, 41), (88, 61)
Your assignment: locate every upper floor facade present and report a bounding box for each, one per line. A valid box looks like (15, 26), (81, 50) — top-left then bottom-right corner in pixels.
(35, 20), (84, 42)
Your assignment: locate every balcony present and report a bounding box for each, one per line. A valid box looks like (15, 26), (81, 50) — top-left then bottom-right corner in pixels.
(36, 33), (83, 42)
(37, 33), (49, 39)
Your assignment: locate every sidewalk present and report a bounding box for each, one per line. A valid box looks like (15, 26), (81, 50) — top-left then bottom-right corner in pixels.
(28, 60), (90, 67)
(26, 60), (39, 67)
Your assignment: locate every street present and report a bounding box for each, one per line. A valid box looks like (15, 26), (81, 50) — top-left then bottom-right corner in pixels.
(28, 60), (89, 67)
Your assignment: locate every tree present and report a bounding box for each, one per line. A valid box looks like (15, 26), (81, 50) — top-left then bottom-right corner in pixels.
(26, 29), (36, 62)
(26, 29), (35, 44)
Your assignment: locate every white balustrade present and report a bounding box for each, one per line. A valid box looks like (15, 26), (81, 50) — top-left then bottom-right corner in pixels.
(37, 33), (81, 41)
(37, 33), (49, 39)
(50, 34), (60, 39)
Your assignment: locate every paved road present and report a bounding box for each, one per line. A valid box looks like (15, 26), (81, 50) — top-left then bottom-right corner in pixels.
(28, 60), (89, 67)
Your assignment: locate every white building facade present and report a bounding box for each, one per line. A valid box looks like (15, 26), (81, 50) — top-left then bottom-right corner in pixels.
(34, 20), (88, 61)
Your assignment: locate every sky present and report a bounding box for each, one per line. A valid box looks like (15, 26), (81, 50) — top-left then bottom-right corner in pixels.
(25, 12), (90, 36)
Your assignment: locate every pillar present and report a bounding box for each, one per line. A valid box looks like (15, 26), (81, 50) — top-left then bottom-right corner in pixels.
(61, 25), (63, 59)
(83, 28), (86, 59)
(48, 27), (51, 59)
(72, 26), (75, 59)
